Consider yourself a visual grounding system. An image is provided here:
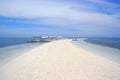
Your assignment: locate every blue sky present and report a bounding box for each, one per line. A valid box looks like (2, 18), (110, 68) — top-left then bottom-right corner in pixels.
(0, 0), (120, 37)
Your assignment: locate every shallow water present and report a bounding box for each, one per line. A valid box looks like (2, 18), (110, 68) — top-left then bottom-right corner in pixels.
(0, 43), (43, 66)
(72, 38), (120, 64)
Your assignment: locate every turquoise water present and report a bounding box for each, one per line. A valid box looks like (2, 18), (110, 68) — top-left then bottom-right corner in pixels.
(0, 43), (43, 65)
(72, 38), (120, 64)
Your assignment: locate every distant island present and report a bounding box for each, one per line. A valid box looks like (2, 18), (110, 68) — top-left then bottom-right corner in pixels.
(27, 36), (63, 43)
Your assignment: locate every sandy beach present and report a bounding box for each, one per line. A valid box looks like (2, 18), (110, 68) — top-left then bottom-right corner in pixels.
(0, 39), (120, 80)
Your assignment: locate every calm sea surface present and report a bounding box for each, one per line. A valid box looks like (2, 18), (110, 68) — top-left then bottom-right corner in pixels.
(0, 37), (31, 48)
(72, 38), (120, 64)
(84, 38), (120, 50)
(0, 37), (44, 65)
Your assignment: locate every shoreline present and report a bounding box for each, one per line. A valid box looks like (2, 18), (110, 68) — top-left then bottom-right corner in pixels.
(72, 39), (120, 64)
(0, 43), (44, 67)
(0, 39), (120, 80)
(84, 38), (120, 50)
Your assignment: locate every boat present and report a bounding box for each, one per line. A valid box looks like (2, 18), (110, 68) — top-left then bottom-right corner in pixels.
(72, 38), (78, 41)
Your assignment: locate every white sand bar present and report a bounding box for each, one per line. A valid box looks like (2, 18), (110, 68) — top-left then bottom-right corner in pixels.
(0, 40), (120, 80)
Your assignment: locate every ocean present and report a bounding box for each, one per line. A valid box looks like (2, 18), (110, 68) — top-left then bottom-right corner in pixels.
(84, 38), (120, 50)
(0, 37), (31, 48)
(1, 37), (120, 65)
(72, 38), (120, 64)
(0, 37), (44, 65)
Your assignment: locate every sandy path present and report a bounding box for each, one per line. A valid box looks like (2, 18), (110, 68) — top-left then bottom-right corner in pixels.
(0, 39), (120, 80)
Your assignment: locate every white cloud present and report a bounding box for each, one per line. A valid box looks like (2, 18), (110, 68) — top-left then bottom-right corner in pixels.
(0, 0), (120, 29)
(87, 0), (120, 7)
